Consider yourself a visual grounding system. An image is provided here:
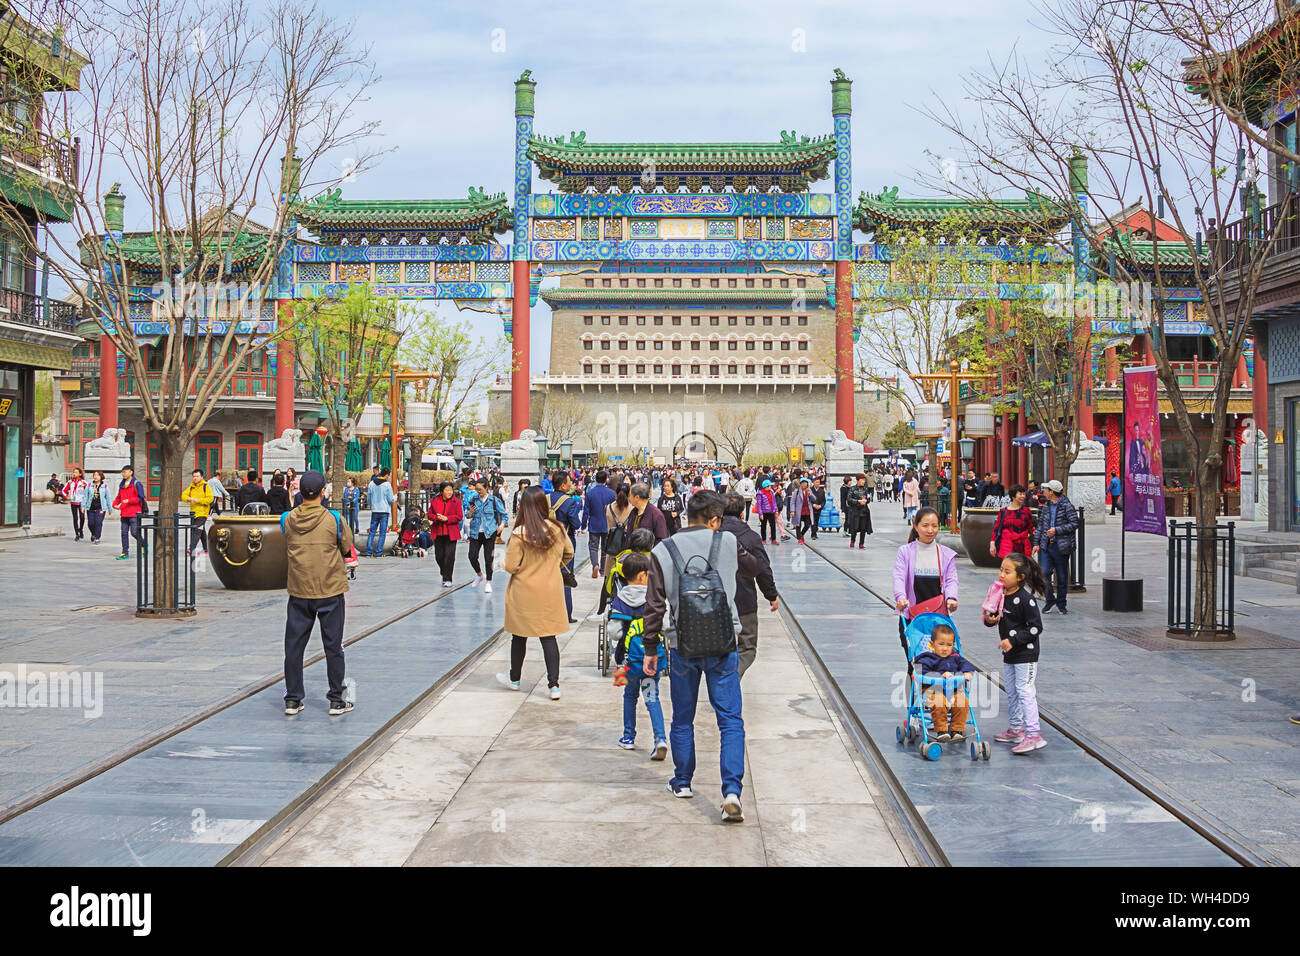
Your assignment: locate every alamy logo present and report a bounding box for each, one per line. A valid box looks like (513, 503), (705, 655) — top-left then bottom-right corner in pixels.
(0, 665), (103, 718)
(50, 886), (151, 936)
(594, 405), (704, 450)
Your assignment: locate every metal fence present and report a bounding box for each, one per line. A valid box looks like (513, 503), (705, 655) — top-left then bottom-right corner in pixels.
(1167, 521), (1236, 638)
(1068, 507), (1087, 592)
(136, 514), (200, 617)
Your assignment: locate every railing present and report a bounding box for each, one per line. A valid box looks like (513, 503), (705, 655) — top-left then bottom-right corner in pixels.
(117, 370), (274, 399)
(1110, 358), (1223, 389)
(1167, 520), (1236, 639)
(0, 123), (78, 185)
(1214, 194), (1300, 265)
(136, 514), (199, 617)
(0, 289), (79, 333)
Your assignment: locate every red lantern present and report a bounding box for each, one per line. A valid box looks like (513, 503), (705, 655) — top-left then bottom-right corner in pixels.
(316, 425), (328, 435)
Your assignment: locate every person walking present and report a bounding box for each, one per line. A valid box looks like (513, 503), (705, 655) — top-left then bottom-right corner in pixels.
(82, 470), (112, 545)
(1032, 479), (1078, 615)
(809, 477), (826, 539)
(1107, 470), (1122, 515)
(902, 470), (921, 522)
(206, 471), (228, 516)
(892, 506), (960, 652)
(62, 468), (88, 540)
(281, 470), (355, 717)
(734, 471), (756, 521)
(428, 480), (464, 587)
(181, 468), (214, 552)
(644, 490), (755, 821)
(754, 479), (779, 544)
(722, 493), (779, 677)
(364, 467), (395, 557)
(628, 482), (668, 541)
(466, 478), (507, 593)
(548, 469), (584, 623)
(844, 472), (873, 548)
(342, 477), (361, 534)
(990, 484), (1036, 560)
(497, 485), (573, 700)
(583, 469), (616, 579)
(266, 473), (292, 515)
(111, 465), (148, 561)
(789, 477), (814, 543)
(658, 477), (685, 536)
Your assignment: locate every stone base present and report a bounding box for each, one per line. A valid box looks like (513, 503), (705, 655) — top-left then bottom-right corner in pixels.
(263, 451), (306, 474)
(500, 464), (541, 517)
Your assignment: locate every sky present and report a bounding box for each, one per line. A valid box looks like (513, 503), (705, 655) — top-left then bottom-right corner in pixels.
(299, 0), (1059, 372)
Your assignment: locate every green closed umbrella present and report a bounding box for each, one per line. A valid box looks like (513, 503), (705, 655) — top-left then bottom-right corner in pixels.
(307, 431), (323, 471)
(346, 438), (363, 471)
(380, 438), (391, 469)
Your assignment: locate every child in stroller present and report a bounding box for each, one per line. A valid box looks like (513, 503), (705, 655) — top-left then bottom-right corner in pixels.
(896, 611), (991, 762)
(393, 513), (431, 558)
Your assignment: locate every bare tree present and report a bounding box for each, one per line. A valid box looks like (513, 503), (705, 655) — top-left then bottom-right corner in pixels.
(922, 0), (1289, 635)
(535, 391), (589, 447)
(715, 406), (759, 467)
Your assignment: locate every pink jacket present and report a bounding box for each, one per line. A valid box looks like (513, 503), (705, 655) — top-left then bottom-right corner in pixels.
(902, 479), (920, 508)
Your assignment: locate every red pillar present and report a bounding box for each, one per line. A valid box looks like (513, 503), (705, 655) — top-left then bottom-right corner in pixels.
(1016, 414), (1028, 485)
(98, 333), (118, 430)
(1253, 348), (1269, 436)
(511, 259), (531, 438)
(275, 300), (295, 437)
(835, 260), (854, 436)
(1000, 415), (1012, 482)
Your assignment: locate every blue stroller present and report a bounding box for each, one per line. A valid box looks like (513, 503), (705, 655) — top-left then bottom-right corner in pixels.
(818, 500), (841, 533)
(894, 612), (991, 762)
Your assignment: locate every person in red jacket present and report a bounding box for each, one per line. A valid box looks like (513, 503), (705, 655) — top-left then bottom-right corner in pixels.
(111, 464), (149, 560)
(427, 481), (464, 588)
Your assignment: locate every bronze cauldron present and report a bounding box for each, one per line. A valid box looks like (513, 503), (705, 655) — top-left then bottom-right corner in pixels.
(209, 515), (287, 589)
(959, 508), (1002, 569)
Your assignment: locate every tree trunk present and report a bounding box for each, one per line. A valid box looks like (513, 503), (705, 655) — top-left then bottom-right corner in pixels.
(407, 439), (429, 516)
(328, 427), (347, 506)
(1053, 444), (1072, 498)
(143, 426), (189, 617)
(927, 436), (939, 510)
(1190, 456), (1226, 638)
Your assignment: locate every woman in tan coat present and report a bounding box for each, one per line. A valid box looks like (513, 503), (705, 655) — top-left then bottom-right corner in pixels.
(498, 485), (574, 700)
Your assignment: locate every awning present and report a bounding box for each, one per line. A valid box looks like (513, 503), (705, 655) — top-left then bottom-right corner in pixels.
(1011, 431), (1051, 447)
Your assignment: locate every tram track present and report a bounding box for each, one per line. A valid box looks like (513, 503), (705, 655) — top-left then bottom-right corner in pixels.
(799, 537), (1266, 867)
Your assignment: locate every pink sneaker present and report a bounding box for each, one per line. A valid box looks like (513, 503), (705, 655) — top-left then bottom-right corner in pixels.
(1011, 733), (1047, 755)
(994, 727), (1025, 744)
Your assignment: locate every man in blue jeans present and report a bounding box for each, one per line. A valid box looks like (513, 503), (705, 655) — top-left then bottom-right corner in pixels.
(643, 490), (757, 822)
(364, 467), (395, 557)
(1032, 479), (1078, 615)
(583, 469), (616, 581)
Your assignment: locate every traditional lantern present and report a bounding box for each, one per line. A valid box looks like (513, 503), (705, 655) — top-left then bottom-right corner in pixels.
(354, 403), (385, 437)
(404, 401), (437, 437)
(964, 403), (995, 437)
(913, 402), (944, 437)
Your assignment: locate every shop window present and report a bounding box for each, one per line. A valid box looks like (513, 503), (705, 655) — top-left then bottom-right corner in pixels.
(236, 431), (262, 473)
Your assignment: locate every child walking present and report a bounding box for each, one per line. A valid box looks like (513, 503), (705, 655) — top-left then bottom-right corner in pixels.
(610, 552), (668, 760)
(983, 552), (1048, 754)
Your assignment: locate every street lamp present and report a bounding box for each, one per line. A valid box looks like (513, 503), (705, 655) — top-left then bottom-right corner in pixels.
(802, 440), (816, 464)
(452, 439), (465, 465)
(822, 435), (833, 463)
(958, 437), (976, 463)
(534, 434), (548, 470)
(913, 441), (927, 464)
(560, 440), (573, 464)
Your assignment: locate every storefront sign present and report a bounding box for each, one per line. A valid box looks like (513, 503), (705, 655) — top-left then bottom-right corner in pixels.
(0, 397), (12, 418)
(1123, 366), (1167, 535)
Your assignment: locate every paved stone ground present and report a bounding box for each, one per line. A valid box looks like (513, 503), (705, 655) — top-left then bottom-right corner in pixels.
(250, 575), (909, 867)
(0, 507), (447, 812)
(795, 499), (1300, 865)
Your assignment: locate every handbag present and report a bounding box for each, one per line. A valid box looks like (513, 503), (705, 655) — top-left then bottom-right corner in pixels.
(561, 564), (579, 589)
(906, 594), (948, 620)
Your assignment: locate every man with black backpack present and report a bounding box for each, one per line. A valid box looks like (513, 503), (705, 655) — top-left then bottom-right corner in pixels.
(643, 490), (757, 822)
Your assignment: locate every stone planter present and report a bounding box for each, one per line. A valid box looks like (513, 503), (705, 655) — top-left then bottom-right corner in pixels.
(959, 508), (1001, 568)
(209, 515), (287, 590)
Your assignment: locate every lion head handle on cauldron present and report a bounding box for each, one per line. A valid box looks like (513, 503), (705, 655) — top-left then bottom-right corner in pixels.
(213, 526), (264, 566)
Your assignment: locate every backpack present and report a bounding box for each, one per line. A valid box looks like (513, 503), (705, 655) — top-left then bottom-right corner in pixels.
(661, 533), (736, 659)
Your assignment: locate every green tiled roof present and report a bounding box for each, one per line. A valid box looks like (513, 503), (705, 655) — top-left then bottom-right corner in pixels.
(294, 187), (512, 235)
(95, 232), (273, 269)
(527, 131), (836, 192)
(542, 286), (829, 305)
(855, 187), (1072, 233)
(1101, 236), (1205, 269)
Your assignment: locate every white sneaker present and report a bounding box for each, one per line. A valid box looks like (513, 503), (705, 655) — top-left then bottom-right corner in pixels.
(721, 793), (744, 822)
(495, 672), (520, 691)
(549, 685), (561, 701)
(483, 581), (493, 593)
(442, 580), (453, 588)
(587, 610), (604, 621)
(471, 576), (480, 588)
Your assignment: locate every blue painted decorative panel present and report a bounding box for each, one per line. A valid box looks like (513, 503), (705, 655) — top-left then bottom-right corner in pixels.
(530, 193), (835, 218)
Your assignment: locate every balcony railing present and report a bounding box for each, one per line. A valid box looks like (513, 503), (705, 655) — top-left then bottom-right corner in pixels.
(1214, 194), (1300, 265)
(1102, 359), (1231, 389)
(0, 289), (78, 333)
(0, 123), (78, 185)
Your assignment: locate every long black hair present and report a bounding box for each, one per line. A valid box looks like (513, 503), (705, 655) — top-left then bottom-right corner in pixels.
(616, 481), (630, 510)
(1001, 551), (1048, 596)
(906, 507), (940, 543)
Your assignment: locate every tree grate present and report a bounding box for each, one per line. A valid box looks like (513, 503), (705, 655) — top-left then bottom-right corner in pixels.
(1098, 626), (1300, 652)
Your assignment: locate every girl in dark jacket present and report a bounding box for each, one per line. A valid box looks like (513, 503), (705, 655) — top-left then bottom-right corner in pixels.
(983, 552), (1049, 756)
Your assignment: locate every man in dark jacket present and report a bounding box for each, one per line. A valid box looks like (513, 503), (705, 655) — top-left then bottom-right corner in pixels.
(584, 469), (616, 578)
(266, 473), (292, 515)
(234, 470), (267, 512)
(628, 482), (668, 541)
(1032, 479), (1078, 615)
(723, 493), (779, 677)
(281, 470), (354, 717)
(548, 469), (583, 622)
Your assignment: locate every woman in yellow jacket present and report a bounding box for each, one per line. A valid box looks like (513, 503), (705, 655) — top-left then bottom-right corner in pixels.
(182, 468), (215, 552)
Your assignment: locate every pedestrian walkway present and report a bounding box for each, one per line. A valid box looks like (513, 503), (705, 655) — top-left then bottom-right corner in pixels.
(247, 576), (909, 867)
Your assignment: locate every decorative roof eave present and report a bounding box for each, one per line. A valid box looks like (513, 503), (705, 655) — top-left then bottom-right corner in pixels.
(1099, 237), (1206, 270)
(854, 187), (1072, 234)
(293, 187), (513, 236)
(79, 232), (274, 270)
(1181, 11), (1300, 127)
(541, 287), (829, 305)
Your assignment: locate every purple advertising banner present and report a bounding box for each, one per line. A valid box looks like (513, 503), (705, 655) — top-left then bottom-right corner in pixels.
(1122, 366), (1167, 535)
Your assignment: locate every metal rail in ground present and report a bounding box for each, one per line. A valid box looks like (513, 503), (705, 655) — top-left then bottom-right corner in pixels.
(801, 539), (1267, 867)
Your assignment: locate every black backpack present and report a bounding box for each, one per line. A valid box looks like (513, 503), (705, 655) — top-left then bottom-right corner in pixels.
(661, 532), (736, 659)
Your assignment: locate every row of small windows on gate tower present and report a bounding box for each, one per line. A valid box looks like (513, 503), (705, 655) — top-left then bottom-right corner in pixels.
(583, 277), (806, 289)
(580, 360), (810, 377)
(583, 337), (810, 352)
(582, 315), (809, 326)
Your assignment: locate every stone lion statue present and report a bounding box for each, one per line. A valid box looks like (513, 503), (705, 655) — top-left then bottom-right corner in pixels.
(828, 428), (864, 455)
(86, 428), (129, 454)
(264, 428), (304, 453)
(501, 428), (539, 456)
